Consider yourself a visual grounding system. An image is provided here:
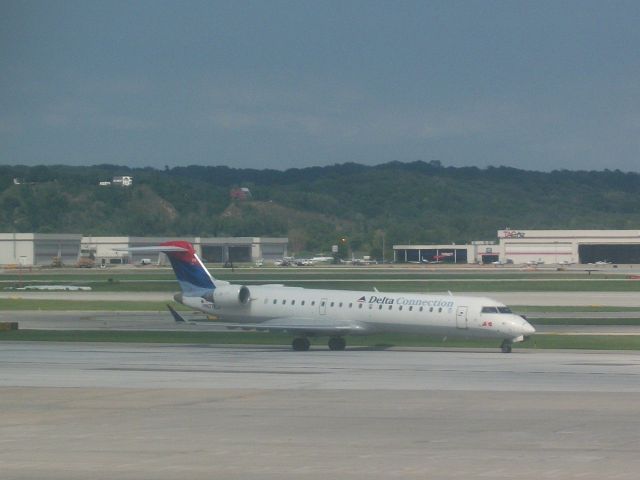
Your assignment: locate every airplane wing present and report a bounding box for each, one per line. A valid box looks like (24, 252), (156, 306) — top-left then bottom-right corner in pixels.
(225, 317), (368, 336)
(165, 306), (367, 335)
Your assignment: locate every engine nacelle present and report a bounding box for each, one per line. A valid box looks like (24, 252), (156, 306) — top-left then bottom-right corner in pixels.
(210, 285), (251, 308)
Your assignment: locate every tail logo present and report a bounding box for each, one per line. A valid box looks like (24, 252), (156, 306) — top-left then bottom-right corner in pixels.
(160, 241), (214, 296)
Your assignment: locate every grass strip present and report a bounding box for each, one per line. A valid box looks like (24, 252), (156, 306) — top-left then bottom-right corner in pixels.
(1, 330), (639, 350)
(512, 305), (640, 312)
(0, 299), (185, 311)
(529, 318), (640, 325)
(4, 273), (640, 293)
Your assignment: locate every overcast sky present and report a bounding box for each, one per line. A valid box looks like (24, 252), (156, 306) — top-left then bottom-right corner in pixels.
(2, 0), (639, 171)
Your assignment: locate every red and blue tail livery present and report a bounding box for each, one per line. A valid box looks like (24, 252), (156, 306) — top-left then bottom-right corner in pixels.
(159, 241), (215, 296)
(118, 241), (215, 297)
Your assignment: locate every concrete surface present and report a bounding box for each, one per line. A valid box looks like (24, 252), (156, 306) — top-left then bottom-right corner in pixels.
(1, 343), (639, 479)
(3, 289), (640, 306)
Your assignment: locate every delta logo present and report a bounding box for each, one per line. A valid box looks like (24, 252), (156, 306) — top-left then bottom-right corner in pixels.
(357, 296), (366, 302)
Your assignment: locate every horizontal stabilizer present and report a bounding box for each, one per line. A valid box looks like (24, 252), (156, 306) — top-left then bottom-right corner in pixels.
(167, 304), (187, 323)
(115, 245), (189, 253)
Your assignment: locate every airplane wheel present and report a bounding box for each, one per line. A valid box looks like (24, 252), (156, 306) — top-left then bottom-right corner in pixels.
(292, 337), (310, 351)
(501, 341), (512, 354)
(328, 336), (346, 351)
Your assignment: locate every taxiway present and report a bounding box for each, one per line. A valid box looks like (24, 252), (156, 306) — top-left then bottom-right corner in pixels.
(1, 343), (639, 479)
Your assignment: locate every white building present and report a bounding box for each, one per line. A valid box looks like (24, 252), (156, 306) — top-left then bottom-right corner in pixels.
(80, 236), (288, 265)
(0, 234), (288, 267)
(498, 229), (640, 264)
(0, 233), (83, 266)
(393, 230), (640, 265)
(112, 176), (133, 187)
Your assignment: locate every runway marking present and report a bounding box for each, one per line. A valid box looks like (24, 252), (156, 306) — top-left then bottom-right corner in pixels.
(95, 367), (323, 375)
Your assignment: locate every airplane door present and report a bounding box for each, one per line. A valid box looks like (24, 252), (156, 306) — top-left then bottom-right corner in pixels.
(456, 306), (468, 329)
(319, 298), (327, 315)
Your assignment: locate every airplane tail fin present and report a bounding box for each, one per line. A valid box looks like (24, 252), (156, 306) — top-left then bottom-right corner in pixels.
(120, 241), (216, 297)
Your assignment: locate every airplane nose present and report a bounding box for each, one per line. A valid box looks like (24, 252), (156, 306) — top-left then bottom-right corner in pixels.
(522, 321), (536, 335)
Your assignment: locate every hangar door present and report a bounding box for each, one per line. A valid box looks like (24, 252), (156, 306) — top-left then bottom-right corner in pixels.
(201, 246), (224, 263)
(34, 240), (79, 266)
(228, 246), (251, 262)
(261, 244), (286, 261)
(579, 244), (640, 264)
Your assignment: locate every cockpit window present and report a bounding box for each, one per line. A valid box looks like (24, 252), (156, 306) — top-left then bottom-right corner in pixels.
(498, 307), (512, 314)
(481, 306), (498, 313)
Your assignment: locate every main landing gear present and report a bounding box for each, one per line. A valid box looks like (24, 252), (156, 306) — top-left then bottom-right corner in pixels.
(292, 337), (311, 351)
(328, 336), (346, 351)
(291, 336), (347, 351)
(501, 340), (513, 354)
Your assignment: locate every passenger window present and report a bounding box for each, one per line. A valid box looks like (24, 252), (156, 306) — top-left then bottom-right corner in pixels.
(311, 301), (316, 306)
(301, 300), (305, 306)
(369, 304), (373, 309)
(282, 300), (286, 305)
(291, 300), (296, 306)
(438, 307), (442, 313)
(330, 302), (334, 307)
(419, 306), (423, 312)
(349, 303), (353, 308)
(378, 305), (383, 310)
(388, 305), (392, 310)
(339, 302), (343, 308)
(399, 306), (403, 311)
(429, 307), (433, 312)
(409, 306), (413, 312)
(321, 301), (325, 307)
(273, 299), (277, 305)
(359, 304), (363, 309)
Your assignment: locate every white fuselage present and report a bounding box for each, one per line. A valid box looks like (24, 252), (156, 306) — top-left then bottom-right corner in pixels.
(180, 285), (535, 342)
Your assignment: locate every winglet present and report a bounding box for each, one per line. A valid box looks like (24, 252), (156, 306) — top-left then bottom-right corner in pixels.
(167, 304), (187, 323)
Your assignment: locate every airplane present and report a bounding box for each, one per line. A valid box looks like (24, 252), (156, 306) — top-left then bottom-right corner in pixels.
(408, 256), (432, 264)
(123, 241), (535, 353)
(311, 255), (334, 263)
(408, 254), (453, 264)
(594, 260), (612, 265)
(558, 260), (575, 266)
(525, 259), (544, 266)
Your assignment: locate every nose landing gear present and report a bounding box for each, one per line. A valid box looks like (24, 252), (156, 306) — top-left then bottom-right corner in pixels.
(501, 340), (513, 353)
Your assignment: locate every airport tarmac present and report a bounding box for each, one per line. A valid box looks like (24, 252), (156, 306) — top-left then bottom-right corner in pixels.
(1, 343), (639, 479)
(3, 290), (640, 306)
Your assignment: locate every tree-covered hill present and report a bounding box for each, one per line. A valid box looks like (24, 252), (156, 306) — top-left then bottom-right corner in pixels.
(1, 162), (639, 256)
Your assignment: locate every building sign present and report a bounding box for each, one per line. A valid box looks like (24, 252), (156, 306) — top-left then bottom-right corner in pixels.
(500, 230), (526, 239)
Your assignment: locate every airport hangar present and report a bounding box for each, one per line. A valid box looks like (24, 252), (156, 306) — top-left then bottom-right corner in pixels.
(0, 233), (288, 266)
(393, 229), (640, 264)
